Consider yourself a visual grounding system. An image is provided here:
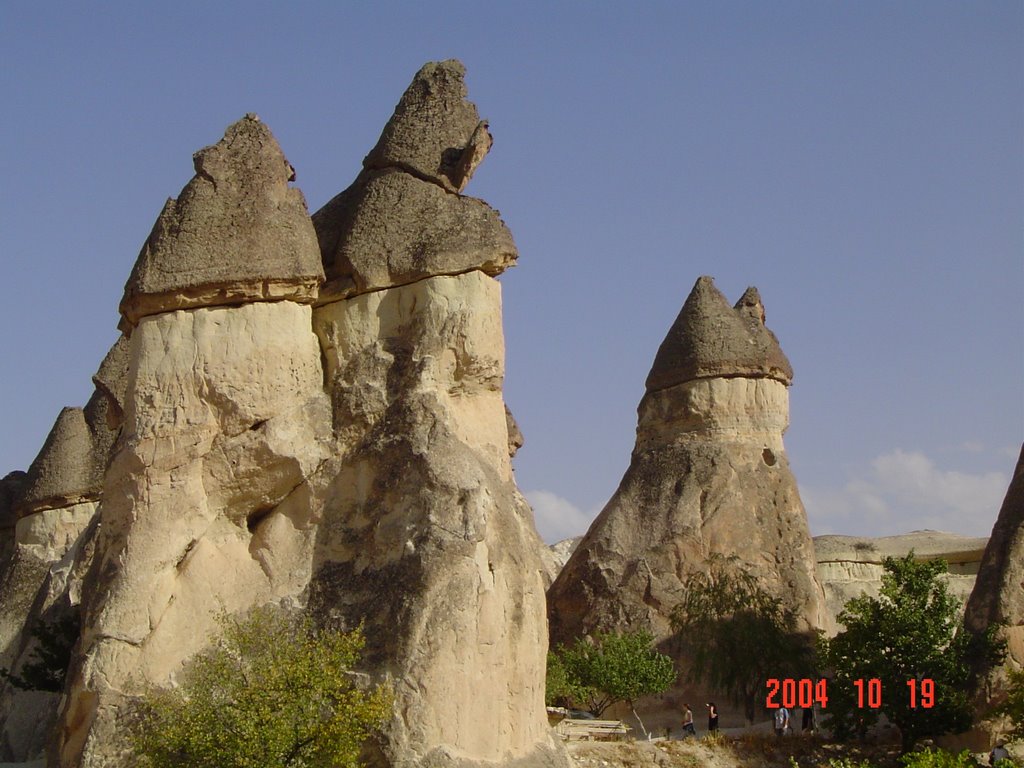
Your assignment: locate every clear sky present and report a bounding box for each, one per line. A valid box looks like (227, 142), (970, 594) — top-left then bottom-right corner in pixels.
(1, 2), (1021, 544)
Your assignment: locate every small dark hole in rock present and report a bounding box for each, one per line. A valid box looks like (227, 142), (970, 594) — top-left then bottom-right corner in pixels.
(249, 419), (267, 431)
(762, 448), (777, 466)
(247, 506), (274, 533)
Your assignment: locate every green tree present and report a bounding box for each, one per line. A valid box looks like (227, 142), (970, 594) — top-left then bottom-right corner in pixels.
(670, 554), (816, 724)
(995, 667), (1024, 742)
(0, 612), (79, 692)
(131, 606), (392, 768)
(820, 553), (1001, 751)
(548, 630), (676, 736)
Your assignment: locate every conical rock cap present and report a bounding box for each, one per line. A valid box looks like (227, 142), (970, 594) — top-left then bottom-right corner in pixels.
(364, 59), (492, 193)
(119, 114), (323, 329)
(645, 276), (793, 391)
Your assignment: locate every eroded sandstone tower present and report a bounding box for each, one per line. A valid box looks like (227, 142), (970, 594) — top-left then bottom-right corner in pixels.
(965, 444), (1024, 707)
(0, 60), (561, 768)
(548, 276), (825, 648)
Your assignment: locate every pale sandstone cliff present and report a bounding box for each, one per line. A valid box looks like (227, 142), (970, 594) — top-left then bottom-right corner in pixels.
(0, 61), (565, 768)
(814, 531), (988, 633)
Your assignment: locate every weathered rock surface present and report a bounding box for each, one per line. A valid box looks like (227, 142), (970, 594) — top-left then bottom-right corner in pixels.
(311, 271), (559, 768)
(119, 114), (323, 330)
(548, 277), (823, 649)
(539, 537), (579, 587)
(646, 277), (793, 392)
(313, 61), (516, 302)
(363, 60), (492, 193)
(56, 300), (332, 768)
(41, 61), (564, 768)
(0, 501), (96, 762)
(965, 444), (1024, 698)
(815, 531), (987, 633)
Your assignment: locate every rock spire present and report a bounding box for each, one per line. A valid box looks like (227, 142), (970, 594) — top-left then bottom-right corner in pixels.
(11, 61), (565, 768)
(964, 444), (1024, 710)
(548, 276), (824, 714)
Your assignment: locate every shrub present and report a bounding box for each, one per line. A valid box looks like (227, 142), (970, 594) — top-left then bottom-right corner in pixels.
(899, 748), (980, 768)
(130, 606), (392, 768)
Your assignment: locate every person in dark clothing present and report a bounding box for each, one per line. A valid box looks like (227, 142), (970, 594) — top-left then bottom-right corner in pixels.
(706, 702), (719, 732)
(802, 705), (815, 732)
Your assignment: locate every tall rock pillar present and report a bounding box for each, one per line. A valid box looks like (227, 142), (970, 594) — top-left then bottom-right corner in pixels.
(309, 61), (561, 768)
(965, 444), (1024, 706)
(54, 115), (332, 767)
(548, 276), (825, 649)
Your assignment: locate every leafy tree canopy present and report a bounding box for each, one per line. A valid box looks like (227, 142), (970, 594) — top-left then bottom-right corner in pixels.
(131, 606), (392, 768)
(670, 554), (817, 723)
(820, 553), (1003, 751)
(546, 630), (675, 735)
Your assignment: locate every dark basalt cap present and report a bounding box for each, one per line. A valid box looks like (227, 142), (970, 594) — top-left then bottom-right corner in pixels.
(313, 61), (514, 300)
(313, 169), (516, 297)
(645, 276), (793, 392)
(363, 59), (492, 193)
(0, 471), (28, 530)
(18, 407), (98, 514)
(119, 114), (324, 330)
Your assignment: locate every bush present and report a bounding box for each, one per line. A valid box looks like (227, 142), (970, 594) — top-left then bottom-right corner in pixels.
(996, 667), (1024, 741)
(131, 606), (392, 768)
(899, 748), (980, 768)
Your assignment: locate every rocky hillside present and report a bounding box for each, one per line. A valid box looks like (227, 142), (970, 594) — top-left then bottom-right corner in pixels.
(0, 61), (564, 768)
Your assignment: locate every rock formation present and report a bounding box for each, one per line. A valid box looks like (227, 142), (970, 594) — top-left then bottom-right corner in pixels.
(548, 277), (824, 649)
(308, 59), (560, 768)
(965, 444), (1024, 700)
(52, 114), (333, 767)
(0, 333), (126, 761)
(815, 531), (988, 632)
(0, 61), (565, 768)
(118, 115), (323, 331)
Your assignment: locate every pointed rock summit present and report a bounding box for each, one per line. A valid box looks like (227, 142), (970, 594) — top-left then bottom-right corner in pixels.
(646, 276), (793, 392)
(965, 444), (1024, 707)
(364, 59), (493, 192)
(119, 114), (323, 330)
(313, 60), (516, 300)
(548, 277), (824, 709)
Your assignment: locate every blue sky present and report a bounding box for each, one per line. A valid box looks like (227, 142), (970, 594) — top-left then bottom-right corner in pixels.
(1, 2), (1021, 543)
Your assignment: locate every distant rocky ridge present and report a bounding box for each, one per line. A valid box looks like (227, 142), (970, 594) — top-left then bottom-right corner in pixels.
(813, 530), (986, 630)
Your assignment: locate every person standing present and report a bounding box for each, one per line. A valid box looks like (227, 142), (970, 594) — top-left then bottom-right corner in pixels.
(774, 705), (789, 737)
(681, 703), (696, 738)
(706, 702), (719, 732)
(989, 742), (1010, 765)
(802, 704), (816, 733)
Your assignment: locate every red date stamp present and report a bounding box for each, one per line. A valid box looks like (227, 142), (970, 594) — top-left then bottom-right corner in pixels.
(765, 678), (937, 710)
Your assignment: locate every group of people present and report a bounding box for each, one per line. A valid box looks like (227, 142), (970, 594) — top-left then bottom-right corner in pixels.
(677, 702), (817, 738)
(679, 702), (717, 737)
